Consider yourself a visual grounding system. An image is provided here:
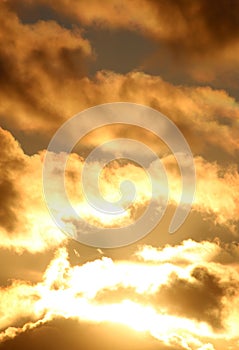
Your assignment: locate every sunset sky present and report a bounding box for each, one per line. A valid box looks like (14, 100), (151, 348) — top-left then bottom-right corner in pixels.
(1, 1), (239, 349)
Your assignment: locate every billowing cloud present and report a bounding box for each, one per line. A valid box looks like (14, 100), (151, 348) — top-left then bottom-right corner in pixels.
(2, 69), (239, 162)
(9, 0), (239, 54)
(0, 2), (238, 349)
(0, 127), (66, 253)
(7, 0), (239, 90)
(0, 2), (238, 162)
(163, 155), (239, 230)
(65, 150), (239, 233)
(76, 72), (239, 158)
(1, 126), (239, 253)
(0, 240), (239, 349)
(0, 1), (93, 132)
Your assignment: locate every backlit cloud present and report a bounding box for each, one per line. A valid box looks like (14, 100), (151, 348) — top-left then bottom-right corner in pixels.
(1, 126), (239, 253)
(1, 241), (239, 349)
(0, 2), (238, 349)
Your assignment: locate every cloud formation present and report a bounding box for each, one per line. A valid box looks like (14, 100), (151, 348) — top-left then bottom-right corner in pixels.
(0, 240), (239, 349)
(0, 2), (238, 163)
(7, 0), (239, 89)
(0, 1), (93, 132)
(0, 3), (238, 349)
(0, 128), (66, 253)
(1, 125), (239, 253)
(10, 0), (239, 54)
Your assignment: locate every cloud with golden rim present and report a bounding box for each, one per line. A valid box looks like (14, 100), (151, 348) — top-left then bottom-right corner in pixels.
(1, 240), (239, 350)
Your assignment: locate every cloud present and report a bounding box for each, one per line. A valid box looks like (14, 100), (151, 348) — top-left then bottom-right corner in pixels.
(4, 69), (239, 161)
(0, 3), (238, 349)
(0, 241), (239, 349)
(135, 239), (221, 264)
(1, 125), (239, 253)
(0, 2), (238, 161)
(0, 1), (93, 132)
(0, 127), (66, 253)
(1, 318), (169, 350)
(11, 0), (239, 54)
(7, 0), (239, 89)
(66, 150), (239, 233)
(0, 281), (40, 332)
(163, 155), (239, 230)
(154, 266), (234, 330)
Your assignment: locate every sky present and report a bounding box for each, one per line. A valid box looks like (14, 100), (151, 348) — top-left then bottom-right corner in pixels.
(0, 1), (239, 349)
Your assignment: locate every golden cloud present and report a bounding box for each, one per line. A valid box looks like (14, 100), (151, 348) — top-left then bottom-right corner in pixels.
(0, 1), (93, 132)
(10, 0), (239, 54)
(0, 240), (239, 349)
(0, 2), (238, 160)
(0, 128), (66, 253)
(0, 2), (238, 349)
(1, 126), (239, 253)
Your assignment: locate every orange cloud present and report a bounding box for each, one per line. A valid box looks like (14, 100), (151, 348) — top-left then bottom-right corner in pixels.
(0, 128), (66, 253)
(11, 0), (239, 55)
(0, 2), (238, 160)
(64, 150), (239, 234)
(0, 1), (93, 132)
(1, 126), (239, 253)
(1, 240), (239, 349)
